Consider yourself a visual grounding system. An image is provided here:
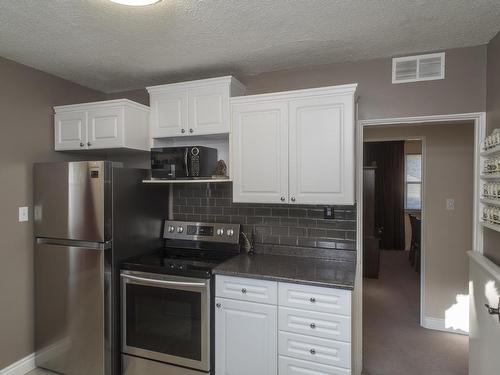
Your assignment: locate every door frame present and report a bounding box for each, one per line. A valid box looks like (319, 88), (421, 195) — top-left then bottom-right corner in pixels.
(353, 112), (486, 375)
(363, 135), (427, 328)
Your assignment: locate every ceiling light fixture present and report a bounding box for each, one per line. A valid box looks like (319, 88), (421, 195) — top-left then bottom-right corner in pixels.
(109, 0), (162, 6)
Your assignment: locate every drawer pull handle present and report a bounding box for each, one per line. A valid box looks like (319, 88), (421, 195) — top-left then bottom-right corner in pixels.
(310, 323), (316, 329)
(310, 297), (316, 303)
(310, 349), (316, 355)
(241, 288), (247, 294)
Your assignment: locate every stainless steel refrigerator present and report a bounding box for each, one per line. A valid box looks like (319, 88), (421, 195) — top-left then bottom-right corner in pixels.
(34, 161), (167, 375)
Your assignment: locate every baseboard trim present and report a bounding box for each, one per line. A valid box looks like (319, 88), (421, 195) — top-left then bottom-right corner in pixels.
(422, 317), (469, 335)
(0, 353), (35, 375)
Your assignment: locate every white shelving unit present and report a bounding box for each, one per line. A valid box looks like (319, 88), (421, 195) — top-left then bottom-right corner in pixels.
(480, 198), (500, 207)
(481, 221), (500, 233)
(480, 173), (500, 180)
(480, 144), (500, 157)
(479, 130), (500, 237)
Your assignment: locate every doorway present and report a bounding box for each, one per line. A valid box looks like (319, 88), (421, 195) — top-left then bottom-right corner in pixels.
(359, 121), (476, 375)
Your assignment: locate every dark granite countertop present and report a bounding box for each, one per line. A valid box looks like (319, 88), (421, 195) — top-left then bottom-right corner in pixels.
(213, 253), (356, 290)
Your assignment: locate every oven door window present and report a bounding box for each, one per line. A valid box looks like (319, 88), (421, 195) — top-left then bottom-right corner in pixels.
(126, 283), (202, 361)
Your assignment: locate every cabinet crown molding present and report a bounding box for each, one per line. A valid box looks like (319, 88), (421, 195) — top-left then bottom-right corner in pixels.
(146, 75), (245, 94)
(231, 83), (358, 104)
(54, 98), (149, 113)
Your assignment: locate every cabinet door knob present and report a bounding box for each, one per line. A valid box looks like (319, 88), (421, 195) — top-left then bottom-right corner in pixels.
(310, 323), (316, 329)
(189, 128), (194, 133)
(181, 129), (186, 134)
(87, 142), (91, 147)
(310, 297), (316, 303)
(241, 288), (247, 294)
(216, 303), (221, 308)
(280, 196), (285, 202)
(80, 142), (84, 147)
(310, 349), (316, 355)
(291, 197), (296, 202)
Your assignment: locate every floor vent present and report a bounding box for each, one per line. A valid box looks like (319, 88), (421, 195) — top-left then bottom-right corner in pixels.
(392, 52), (445, 84)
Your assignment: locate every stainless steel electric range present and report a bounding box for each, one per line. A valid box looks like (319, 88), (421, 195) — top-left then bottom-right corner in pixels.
(120, 220), (241, 375)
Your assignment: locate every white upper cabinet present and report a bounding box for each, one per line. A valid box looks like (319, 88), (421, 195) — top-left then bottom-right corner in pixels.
(232, 101), (289, 203)
(148, 76), (245, 138)
(288, 93), (355, 205)
(230, 84), (357, 205)
(54, 99), (149, 151)
(54, 110), (87, 150)
(149, 89), (188, 138)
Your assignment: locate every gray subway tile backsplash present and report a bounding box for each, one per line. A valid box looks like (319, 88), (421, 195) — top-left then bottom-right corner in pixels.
(172, 183), (357, 256)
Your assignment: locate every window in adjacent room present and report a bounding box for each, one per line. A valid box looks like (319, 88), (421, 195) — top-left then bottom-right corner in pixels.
(405, 154), (422, 210)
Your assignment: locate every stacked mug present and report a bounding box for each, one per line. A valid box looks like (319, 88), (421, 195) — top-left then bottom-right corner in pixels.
(483, 158), (500, 175)
(483, 182), (500, 200)
(483, 206), (500, 225)
(483, 129), (500, 151)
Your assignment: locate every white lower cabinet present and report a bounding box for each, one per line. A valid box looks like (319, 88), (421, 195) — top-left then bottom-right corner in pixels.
(215, 297), (277, 375)
(215, 276), (352, 375)
(279, 356), (350, 375)
(278, 331), (350, 369)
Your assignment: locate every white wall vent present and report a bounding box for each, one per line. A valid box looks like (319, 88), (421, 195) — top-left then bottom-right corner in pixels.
(392, 52), (445, 84)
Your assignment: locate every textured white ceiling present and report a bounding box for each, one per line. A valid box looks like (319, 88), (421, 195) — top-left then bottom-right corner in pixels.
(0, 0), (499, 92)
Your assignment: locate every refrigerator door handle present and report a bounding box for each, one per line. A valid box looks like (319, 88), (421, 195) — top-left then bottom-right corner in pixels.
(36, 237), (111, 250)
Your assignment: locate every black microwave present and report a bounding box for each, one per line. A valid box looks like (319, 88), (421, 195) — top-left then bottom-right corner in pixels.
(151, 146), (218, 179)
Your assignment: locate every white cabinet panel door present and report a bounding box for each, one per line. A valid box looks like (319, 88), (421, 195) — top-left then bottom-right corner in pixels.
(87, 106), (123, 149)
(216, 275), (278, 305)
(150, 90), (188, 138)
(232, 101), (289, 204)
(215, 298), (277, 375)
(278, 307), (351, 342)
(279, 282), (351, 316)
(54, 111), (87, 150)
(469, 253), (500, 375)
(188, 84), (229, 135)
(288, 94), (354, 205)
(278, 331), (351, 369)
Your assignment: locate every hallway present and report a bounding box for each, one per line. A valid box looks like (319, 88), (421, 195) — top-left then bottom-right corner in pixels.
(363, 250), (468, 375)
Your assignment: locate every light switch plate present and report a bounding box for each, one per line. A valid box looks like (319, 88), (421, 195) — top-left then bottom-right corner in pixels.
(446, 199), (455, 210)
(19, 206), (29, 222)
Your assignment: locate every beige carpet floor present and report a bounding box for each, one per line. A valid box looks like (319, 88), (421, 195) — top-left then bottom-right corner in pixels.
(363, 250), (468, 375)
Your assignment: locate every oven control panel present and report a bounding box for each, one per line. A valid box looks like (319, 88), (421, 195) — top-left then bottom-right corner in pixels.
(164, 220), (240, 244)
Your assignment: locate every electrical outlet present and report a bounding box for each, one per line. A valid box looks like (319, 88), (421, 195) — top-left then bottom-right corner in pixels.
(324, 206), (335, 219)
(446, 199), (455, 210)
(19, 206), (29, 222)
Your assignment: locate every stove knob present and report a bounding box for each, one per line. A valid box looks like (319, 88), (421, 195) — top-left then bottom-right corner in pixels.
(178, 265), (184, 270)
(167, 225), (175, 233)
(216, 228), (224, 236)
(177, 226), (184, 233)
(169, 264), (175, 269)
(227, 229), (234, 237)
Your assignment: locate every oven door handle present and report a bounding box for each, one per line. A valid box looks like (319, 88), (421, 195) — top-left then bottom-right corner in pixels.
(122, 274), (207, 287)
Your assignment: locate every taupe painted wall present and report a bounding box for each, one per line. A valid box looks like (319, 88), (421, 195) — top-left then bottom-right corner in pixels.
(365, 123), (474, 324)
(0, 57), (104, 368)
(484, 31), (500, 265)
(110, 45), (487, 120)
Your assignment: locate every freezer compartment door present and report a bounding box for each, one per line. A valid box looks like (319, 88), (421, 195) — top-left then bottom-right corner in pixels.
(35, 240), (107, 375)
(34, 161), (110, 242)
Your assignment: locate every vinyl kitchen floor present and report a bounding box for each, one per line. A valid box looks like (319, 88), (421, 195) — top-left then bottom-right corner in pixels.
(363, 250), (468, 375)
(27, 369), (56, 375)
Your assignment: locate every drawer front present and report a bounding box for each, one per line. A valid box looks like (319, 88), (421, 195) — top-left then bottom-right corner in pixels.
(279, 307), (351, 342)
(279, 332), (351, 369)
(279, 283), (351, 315)
(279, 356), (350, 375)
(216, 275), (278, 305)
